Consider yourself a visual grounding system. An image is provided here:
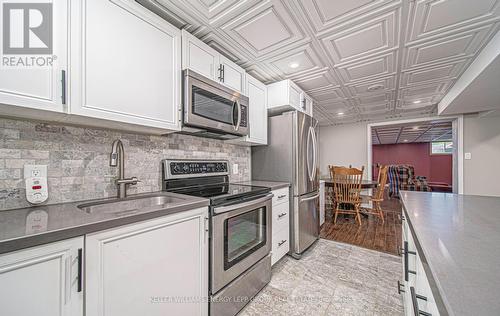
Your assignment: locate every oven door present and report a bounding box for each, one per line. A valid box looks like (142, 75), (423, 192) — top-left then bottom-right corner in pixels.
(184, 70), (249, 136)
(211, 194), (272, 293)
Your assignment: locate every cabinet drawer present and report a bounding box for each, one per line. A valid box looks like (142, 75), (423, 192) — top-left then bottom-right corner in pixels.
(272, 187), (289, 206)
(272, 202), (289, 233)
(271, 227), (289, 266)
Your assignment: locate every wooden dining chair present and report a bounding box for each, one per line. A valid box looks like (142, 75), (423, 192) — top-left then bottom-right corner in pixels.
(361, 165), (388, 223)
(331, 166), (365, 225)
(327, 165), (342, 213)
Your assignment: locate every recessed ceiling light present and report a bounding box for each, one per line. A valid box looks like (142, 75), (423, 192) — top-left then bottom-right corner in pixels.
(403, 139), (409, 142)
(412, 126), (419, 130)
(337, 112), (344, 116)
(367, 84), (384, 92)
(413, 100), (422, 104)
(289, 62), (300, 69)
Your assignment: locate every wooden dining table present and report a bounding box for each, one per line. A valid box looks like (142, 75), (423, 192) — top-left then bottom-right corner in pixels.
(319, 177), (378, 189)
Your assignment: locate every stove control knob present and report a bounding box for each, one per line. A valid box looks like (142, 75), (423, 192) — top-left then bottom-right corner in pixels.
(172, 164), (181, 173)
(183, 164), (189, 173)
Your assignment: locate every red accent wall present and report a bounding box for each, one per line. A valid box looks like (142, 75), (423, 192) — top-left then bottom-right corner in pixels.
(372, 143), (452, 185)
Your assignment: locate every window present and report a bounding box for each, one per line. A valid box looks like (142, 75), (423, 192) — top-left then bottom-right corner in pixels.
(431, 141), (453, 154)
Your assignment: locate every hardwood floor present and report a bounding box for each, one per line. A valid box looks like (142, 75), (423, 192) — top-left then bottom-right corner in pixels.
(320, 192), (402, 256)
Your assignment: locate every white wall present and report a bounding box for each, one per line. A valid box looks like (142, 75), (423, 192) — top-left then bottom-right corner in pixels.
(463, 114), (500, 196)
(319, 123), (368, 178)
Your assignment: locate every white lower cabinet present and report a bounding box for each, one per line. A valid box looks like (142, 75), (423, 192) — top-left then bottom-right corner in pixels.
(0, 237), (84, 316)
(271, 187), (290, 266)
(401, 217), (439, 316)
(85, 207), (209, 316)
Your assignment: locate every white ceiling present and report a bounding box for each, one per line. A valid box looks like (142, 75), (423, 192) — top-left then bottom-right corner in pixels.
(138, 0), (500, 126)
(371, 120), (452, 144)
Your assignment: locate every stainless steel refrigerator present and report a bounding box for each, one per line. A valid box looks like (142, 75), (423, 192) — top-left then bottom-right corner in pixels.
(252, 111), (319, 258)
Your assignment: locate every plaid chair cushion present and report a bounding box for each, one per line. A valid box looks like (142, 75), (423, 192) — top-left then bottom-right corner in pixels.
(387, 165), (431, 197)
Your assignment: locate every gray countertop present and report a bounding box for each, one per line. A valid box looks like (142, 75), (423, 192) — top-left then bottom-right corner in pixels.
(400, 191), (500, 316)
(236, 180), (290, 190)
(0, 192), (209, 254)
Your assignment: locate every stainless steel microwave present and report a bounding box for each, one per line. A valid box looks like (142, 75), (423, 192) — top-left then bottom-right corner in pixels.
(181, 69), (249, 139)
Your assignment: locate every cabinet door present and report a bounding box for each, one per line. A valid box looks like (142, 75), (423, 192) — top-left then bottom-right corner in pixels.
(0, 237), (83, 316)
(304, 94), (313, 116)
(288, 80), (302, 111)
(246, 75), (267, 145)
(0, 0), (67, 113)
(181, 30), (219, 81)
(85, 207), (208, 316)
(69, 0), (181, 131)
(219, 55), (246, 94)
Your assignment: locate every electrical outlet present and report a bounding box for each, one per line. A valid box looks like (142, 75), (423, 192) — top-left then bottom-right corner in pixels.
(232, 163), (239, 175)
(465, 152), (472, 160)
(24, 165), (47, 179)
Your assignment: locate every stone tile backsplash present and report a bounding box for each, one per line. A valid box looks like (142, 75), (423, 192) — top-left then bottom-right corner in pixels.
(0, 117), (251, 210)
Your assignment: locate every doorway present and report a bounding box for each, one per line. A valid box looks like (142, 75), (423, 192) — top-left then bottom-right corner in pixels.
(367, 116), (463, 195)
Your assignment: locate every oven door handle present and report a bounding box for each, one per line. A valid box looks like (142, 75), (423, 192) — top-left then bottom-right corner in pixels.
(213, 194), (273, 215)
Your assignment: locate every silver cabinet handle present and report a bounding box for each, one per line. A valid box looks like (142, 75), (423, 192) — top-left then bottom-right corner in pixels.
(410, 286), (431, 316)
(277, 213), (287, 218)
(278, 240), (287, 247)
(404, 241), (417, 281)
(217, 64), (223, 81)
(61, 70), (67, 105)
(278, 194), (287, 199)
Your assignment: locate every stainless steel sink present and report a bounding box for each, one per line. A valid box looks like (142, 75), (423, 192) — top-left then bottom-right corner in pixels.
(77, 194), (187, 215)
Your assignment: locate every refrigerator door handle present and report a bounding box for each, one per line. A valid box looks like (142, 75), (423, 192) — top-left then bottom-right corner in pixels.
(306, 127), (314, 182)
(311, 127), (318, 182)
(301, 193), (320, 202)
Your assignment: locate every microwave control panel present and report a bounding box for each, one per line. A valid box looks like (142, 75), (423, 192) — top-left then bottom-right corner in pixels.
(240, 105), (248, 127)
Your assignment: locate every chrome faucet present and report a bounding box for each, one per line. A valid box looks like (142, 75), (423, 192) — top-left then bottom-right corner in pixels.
(110, 139), (139, 198)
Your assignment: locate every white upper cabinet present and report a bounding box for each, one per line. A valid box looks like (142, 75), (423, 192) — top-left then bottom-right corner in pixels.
(69, 0), (181, 132)
(0, 237), (84, 316)
(219, 55), (246, 93)
(267, 79), (311, 116)
(0, 0), (67, 114)
(245, 75), (267, 145)
(303, 93), (314, 116)
(181, 30), (246, 94)
(181, 30), (219, 80)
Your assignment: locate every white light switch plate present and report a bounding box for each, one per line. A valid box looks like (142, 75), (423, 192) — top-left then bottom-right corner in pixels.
(232, 163), (239, 175)
(465, 152), (472, 160)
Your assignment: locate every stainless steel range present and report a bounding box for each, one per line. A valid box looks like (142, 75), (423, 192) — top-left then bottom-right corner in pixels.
(162, 159), (272, 316)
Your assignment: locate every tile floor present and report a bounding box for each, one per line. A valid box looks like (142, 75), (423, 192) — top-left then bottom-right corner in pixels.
(239, 239), (404, 316)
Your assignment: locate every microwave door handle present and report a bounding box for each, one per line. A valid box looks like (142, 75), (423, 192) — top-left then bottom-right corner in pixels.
(233, 100), (242, 131)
